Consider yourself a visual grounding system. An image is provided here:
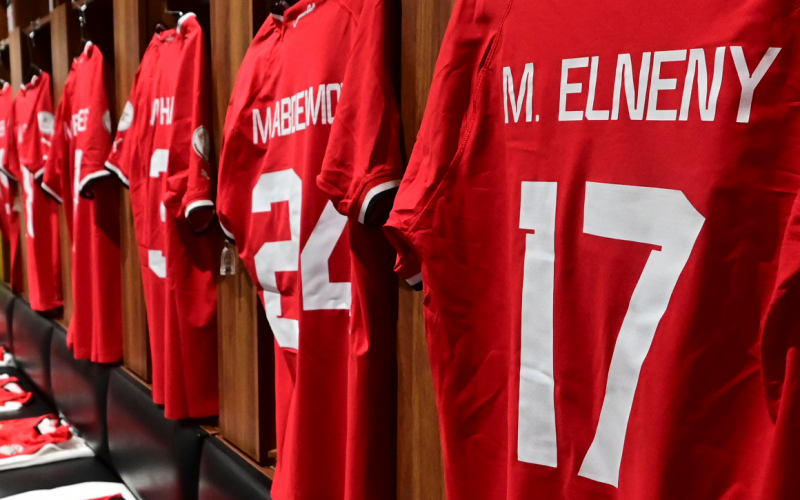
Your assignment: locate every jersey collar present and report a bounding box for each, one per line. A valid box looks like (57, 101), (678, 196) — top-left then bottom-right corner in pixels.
(176, 12), (196, 34)
(271, 0), (322, 27)
(156, 12), (196, 43)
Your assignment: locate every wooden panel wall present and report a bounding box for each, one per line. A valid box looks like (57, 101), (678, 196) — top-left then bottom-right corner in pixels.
(50, 3), (78, 325)
(396, 0), (455, 498)
(209, 0), (275, 465)
(113, 0), (150, 379)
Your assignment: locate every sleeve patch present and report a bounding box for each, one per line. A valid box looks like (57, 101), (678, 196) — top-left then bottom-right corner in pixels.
(103, 110), (112, 134)
(38, 112), (55, 135)
(117, 101), (134, 132)
(192, 126), (211, 164)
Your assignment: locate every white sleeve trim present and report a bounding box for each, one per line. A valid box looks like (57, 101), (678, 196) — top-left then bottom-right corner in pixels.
(105, 161), (130, 187)
(176, 12), (197, 33)
(0, 167), (17, 182)
(1, 481), (137, 500)
(78, 170), (112, 194)
(0, 436), (94, 472)
(185, 199), (215, 220)
(40, 181), (63, 204)
(405, 272), (422, 287)
(219, 221), (235, 242)
(33, 168), (45, 180)
(358, 179), (401, 224)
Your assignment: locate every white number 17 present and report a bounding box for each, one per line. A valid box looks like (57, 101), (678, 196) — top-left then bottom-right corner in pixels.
(518, 181), (705, 487)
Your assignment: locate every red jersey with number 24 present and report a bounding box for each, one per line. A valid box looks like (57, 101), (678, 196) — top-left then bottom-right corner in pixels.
(217, 0), (403, 498)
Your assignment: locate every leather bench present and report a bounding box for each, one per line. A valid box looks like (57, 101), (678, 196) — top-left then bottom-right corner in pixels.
(9, 300), (54, 401)
(0, 285), (15, 350)
(107, 368), (207, 500)
(0, 327), (122, 497)
(198, 437), (273, 500)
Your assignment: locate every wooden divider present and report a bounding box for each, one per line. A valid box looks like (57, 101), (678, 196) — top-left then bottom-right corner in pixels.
(209, 0), (275, 465)
(396, 0), (454, 498)
(112, 0), (151, 379)
(50, 3), (79, 326)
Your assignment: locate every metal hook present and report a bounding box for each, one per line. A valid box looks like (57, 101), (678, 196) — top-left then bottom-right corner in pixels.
(164, 6), (184, 18)
(27, 19), (41, 47)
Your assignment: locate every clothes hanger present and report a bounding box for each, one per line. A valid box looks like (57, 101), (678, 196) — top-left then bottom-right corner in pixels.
(71, 1), (92, 51)
(24, 21), (44, 85)
(0, 41), (9, 87)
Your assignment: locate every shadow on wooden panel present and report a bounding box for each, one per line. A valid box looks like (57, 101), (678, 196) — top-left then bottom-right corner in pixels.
(397, 0), (456, 498)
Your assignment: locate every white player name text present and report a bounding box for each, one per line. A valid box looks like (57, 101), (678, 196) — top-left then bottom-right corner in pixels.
(503, 46), (780, 125)
(251, 83), (342, 145)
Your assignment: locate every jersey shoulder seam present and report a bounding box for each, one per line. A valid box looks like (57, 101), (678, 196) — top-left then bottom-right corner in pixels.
(405, 0), (515, 235)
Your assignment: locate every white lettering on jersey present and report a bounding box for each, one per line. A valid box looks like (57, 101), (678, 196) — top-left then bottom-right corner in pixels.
(148, 249), (167, 278)
(731, 46), (781, 123)
(149, 149), (169, 178)
(150, 97), (175, 126)
(71, 108), (90, 136)
(21, 167), (34, 237)
(647, 50), (688, 121)
(251, 83), (342, 145)
(517, 181), (705, 488)
(16, 124), (27, 145)
(503, 63), (534, 123)
(559, 57), (589, 121)
(0, 120), (6, 138)
(611, 53), (651, 120)
(512, 46), (780, 125)
(585, 56), (610, 120)
(73, 150), (83, 212)
(251, 169), (351, 350)
(679, 47), (725, 121)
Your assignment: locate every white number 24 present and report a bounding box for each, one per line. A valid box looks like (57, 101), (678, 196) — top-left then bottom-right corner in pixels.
(252, 169), (351, 351)
(518, 181), (704, 487)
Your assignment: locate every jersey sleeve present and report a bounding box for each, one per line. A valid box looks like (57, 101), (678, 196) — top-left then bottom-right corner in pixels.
(164, 18), (216, 233)
(216, 29), (268, 245)
(1, 102), (18, 182)
(383, 0), (508, 288)
(104, 66), (144, 189)
(316, 0), (403, 225)
(19, 80), (55, 182)
(761, 191), (800, 421)
(36, 83), (55, 181)
(78, 50), (114, 198)
(41, 93), (68, 206)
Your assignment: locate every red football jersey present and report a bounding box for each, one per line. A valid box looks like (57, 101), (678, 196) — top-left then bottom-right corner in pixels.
(0, 83), (23, 293)
(42, 43), (122, 363)
(217, 1), (402, 498)
(12, 73), (62, 312)
(100, 13), (218, 419)
(386, 1), (800, 499)
(0, 375), (30, 408)
(0, 415), (71, 459)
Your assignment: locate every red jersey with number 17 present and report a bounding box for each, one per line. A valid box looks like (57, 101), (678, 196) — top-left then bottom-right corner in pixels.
(13, 73), (61, 312)
(386, 1), (800, 499)
(42, 43), (122, 363)
(217, 0), (403, 498)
